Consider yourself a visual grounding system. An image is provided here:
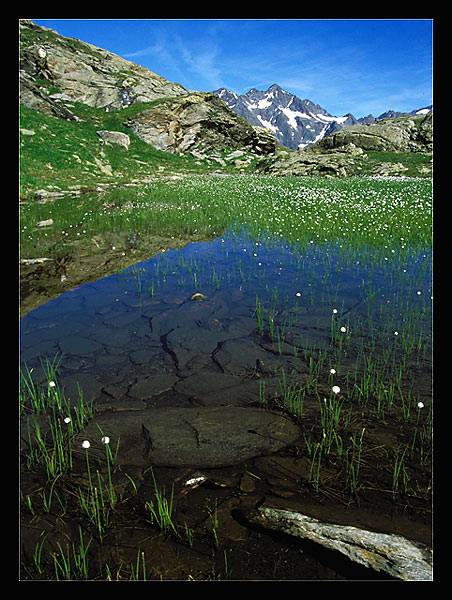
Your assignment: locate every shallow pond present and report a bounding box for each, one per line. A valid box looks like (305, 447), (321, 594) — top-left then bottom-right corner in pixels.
(20, 227), (432, 406)
(19, 226), (433, 580)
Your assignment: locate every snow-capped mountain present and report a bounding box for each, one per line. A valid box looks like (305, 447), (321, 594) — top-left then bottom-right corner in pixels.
(213, 84), (357, 150)
(213, 84), (432, 150)
(377, 106), (433, 120)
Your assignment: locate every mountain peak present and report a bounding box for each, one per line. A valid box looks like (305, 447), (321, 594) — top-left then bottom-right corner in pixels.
(267, 83), (284, 92)
(213, 85), (353, 150)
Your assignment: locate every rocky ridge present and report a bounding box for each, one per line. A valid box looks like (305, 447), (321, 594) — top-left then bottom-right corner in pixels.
(19, 19), (187, 113)
(262, 114), (433, 177)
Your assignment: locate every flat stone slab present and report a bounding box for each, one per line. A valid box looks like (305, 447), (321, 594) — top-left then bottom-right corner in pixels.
(213, 338), (284, 376)
(59, 336), (102, 355)
(128, 372), (180, 399)
(75, 406), (301, 468)
(173, 369), (281, 406)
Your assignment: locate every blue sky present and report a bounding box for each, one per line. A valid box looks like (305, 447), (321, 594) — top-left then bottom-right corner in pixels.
(33, 19), (433, 118)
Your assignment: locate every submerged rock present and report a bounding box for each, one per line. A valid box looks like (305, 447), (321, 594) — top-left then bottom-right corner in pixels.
(75, 406), (300, 468)
(243, 507), (433, 581)
(190, 292), (208, 301)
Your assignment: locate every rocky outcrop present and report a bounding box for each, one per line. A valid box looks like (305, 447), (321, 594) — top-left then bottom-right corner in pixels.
(261, 143), (365, 176)
(124, 92), (277, 155)
(313, 114), (433, 154)
(19, 19), (187, 113)
(260, 115), (433, 176)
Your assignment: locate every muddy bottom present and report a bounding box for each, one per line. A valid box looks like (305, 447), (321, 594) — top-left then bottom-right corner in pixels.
(19, 436), (431, 580)
(19, 228), (432, 580)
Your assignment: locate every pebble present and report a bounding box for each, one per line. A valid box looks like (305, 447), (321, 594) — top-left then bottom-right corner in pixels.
(240, 471), (257, 493)
(190, 292), (207, 301)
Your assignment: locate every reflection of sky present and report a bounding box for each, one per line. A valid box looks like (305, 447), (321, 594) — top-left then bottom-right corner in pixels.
(20, 226), (432, 377)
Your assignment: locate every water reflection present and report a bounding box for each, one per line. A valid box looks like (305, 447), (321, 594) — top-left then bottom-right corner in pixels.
(20, 227), (432, 410)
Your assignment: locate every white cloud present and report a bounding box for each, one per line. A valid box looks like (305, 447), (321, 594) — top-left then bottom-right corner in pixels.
(123, 45), (158, 59)
(174, 36), (224, 90)
(124, 29), (225, 91)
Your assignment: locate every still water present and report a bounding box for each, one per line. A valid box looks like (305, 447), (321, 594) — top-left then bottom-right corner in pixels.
(19, 227), (432, 411)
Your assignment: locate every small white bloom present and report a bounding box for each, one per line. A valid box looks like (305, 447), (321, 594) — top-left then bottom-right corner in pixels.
(417, 291), (422, 295)
(340, 326), (347, 333)
(394, 331), (399, 336)
(332, 308), (338, 314)
(48, 381), (56, 388)
(101, 436), (110, 445)
(417, 402), (425, 409)
(332, 385), (341, 394)
(296, 292), (301, 297)
(63, 416), (71, 424)
(330, 368), (336, 375)
(82, 440), (91, 449)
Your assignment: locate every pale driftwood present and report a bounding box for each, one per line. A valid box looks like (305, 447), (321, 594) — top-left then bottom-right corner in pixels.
(245, 507), (432, 581)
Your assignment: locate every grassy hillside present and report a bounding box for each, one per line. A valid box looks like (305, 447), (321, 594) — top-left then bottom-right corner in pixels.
(19, 102), (237, 198)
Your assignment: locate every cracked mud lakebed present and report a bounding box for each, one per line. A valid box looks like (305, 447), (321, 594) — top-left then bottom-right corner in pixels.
(19, 227), (433, 580)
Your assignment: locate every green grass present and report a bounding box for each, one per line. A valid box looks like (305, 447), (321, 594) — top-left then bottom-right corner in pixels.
(52, 527), (92, 581)
(19, 99), (264, 201)
(20, 172), (432, 261)
(19, 102), (212, 197)
(144, 468), (177, 535)
(358, 150), (432, 177)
